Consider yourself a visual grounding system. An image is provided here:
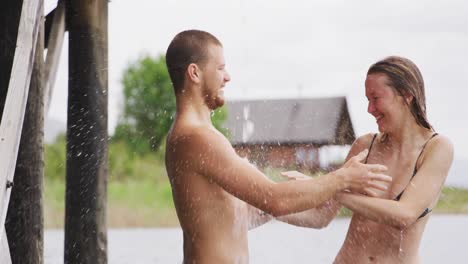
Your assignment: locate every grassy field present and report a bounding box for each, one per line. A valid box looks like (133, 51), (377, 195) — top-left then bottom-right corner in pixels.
(44, 139), (182, 228)
(44, 171), (468, 228)
(43, 139), (468, 227)
(45, 179), (178, 228)
(435, 187), (468, 213)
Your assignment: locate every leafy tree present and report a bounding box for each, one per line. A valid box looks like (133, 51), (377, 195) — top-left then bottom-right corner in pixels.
(113, 54), (174, 154)
(211, 107), (229, 136)
(44, 134), (66, 181)
(114, 54), (227, 155)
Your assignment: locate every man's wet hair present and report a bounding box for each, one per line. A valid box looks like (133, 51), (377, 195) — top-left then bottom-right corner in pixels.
(166, 30), (222, 92)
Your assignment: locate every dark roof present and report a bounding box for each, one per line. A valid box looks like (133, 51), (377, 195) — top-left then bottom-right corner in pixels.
(223, 96), (355, 145)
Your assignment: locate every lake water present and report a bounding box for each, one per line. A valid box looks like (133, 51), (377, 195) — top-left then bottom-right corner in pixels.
(45, 215), (468, 263)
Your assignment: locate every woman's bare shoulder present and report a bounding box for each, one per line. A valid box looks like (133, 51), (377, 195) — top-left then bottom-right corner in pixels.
(425, 133), (454, 158)
(352, 133), (378, 150)
(356, 133), (378, 145)
(433, 133), (453, 146)
(346, 133), (379, 160)
(416, 133), (454, 172)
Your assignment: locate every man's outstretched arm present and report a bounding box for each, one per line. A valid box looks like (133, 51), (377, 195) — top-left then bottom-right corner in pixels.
(175, 128), (390, 217)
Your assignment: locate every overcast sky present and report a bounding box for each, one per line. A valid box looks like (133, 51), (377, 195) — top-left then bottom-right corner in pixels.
(44, 0), (468, 162)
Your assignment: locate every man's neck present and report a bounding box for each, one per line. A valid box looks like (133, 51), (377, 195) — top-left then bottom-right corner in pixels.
(175, 87), (213, 125)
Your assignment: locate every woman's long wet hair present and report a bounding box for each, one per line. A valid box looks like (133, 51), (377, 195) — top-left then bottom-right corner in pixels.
(367, 56), (433, 133)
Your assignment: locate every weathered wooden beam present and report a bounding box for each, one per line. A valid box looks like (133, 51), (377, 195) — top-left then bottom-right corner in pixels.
(0, 2), (23, 263)
(44, 0), (65, 115)
(0, 0), (23, 120)
(0, 0), (43, 260)
(65, 0), (108, 263)
(44, 7), (56, 48)
(45, 2), (68, 49)
(0, 230), (11, 264)
(5, 3), (45, 263)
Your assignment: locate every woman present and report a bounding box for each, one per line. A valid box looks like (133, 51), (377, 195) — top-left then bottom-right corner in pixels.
(283, 56), (453, 263)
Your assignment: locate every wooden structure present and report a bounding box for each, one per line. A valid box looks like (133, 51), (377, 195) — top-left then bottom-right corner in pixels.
(65, 1), (108, 263)
(0, 1), (43, 263)
(5, 2), (45, 263)
(0, 0), (108, 263)
(224, 97), (355, 171)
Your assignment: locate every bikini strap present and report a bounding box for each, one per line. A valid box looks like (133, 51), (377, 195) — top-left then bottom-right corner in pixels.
(364, 133), (378, 164)
(412, 133), (439, 176)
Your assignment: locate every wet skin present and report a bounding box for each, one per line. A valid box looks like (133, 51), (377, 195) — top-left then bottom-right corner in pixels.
(164, 44), (391, 263)
(334, 133), (433, 264)
(166, 125), (251, 263)
(333, 73), (454, 263)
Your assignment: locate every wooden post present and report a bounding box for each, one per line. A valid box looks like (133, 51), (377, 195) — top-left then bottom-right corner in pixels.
(0, 27), (19, 263)
(5, 2), (44, 263)
(65, 0), (108, 263)
(44, 0), (66, 115)
(0, 0), (43, 262)
(0, 0), (23, 119)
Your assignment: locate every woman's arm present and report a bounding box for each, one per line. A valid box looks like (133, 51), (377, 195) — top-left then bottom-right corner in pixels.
(247, 194), (341, 229)
(337, 193), (408, 229)
(246, 203), (273, 230)
(337, 135), (453, 229)
(276, 199), (341, 228)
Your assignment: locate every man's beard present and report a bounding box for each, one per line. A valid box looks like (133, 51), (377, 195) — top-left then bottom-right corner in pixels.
(214, 93), (225, 108)
(205, 91), (224, 110)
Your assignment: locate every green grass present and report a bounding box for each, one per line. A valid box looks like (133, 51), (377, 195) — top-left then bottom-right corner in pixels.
(44, 170), (468, 228)
(43, 140), (468, 228)
(435, 187), (468, 214)
(44, 140), (179, 228)
(45, 182), (468, 228)
(107, 179), (178, 227)
(44, 179), (66, 228)
(45, 178), (179, 228)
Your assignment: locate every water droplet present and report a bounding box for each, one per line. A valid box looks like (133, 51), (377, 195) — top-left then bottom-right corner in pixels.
(399, 230), (404, 258)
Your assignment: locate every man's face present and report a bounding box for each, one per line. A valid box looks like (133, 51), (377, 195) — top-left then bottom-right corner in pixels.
(200, 44), (231, 110)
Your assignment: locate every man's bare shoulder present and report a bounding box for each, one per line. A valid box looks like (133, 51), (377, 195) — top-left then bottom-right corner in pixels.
(169, 122), (225, 144)
(167, 122), (234, 158)
(166, 121), (241, 182)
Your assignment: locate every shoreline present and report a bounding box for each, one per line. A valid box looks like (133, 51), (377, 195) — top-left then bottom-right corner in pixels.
(44, 177), (468, 228)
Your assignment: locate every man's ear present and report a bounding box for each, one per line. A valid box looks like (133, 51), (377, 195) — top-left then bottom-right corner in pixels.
(187, 63), (201, 84)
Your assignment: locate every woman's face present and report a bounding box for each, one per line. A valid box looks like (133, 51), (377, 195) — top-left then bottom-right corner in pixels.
(365, 73), (409, 133)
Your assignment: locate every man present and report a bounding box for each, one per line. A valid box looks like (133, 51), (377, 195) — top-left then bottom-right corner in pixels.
(164, 29), (390, 263)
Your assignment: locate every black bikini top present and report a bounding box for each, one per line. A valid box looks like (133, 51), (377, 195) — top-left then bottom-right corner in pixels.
(365, 133), (439, 219)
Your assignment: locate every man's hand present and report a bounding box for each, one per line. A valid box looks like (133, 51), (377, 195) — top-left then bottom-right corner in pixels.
(340, 149), (391, 196)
